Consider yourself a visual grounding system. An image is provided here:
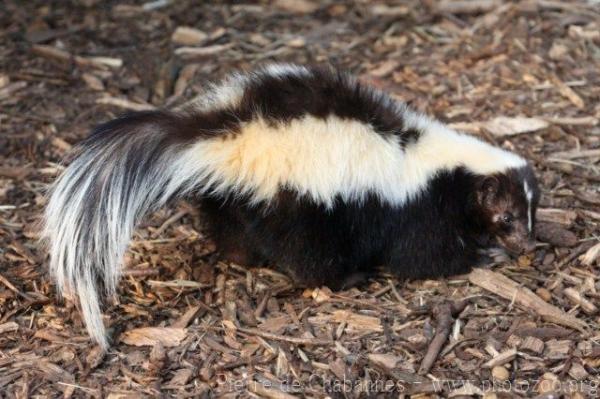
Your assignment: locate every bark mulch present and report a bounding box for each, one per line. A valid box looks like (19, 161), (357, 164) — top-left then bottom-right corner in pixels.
(1, 1), (599, 397)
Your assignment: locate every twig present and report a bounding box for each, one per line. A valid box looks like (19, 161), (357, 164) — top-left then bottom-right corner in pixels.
(542, 116), (598, 126)
(0, 273), (34, 301)
(418, 300), (467, 374)
(96, 96), (155, 111)
(555, 241), (595, 269)
(234, 326), (332, 346)
(146, 279), (210, 289)
(468, 269), (588, 332)
(152, 209), (189, 237)
(32, 44), (122, 69)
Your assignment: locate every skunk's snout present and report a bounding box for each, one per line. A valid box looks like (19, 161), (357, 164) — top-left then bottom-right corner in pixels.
(497, 235), (537, 257)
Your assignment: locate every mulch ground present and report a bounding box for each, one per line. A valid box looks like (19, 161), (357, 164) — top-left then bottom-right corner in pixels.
(1, 1), (599, 398)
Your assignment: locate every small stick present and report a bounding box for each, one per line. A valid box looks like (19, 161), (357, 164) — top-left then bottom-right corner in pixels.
(469, 269), (588, 332)
(0, 273), (34, 301)
(555, 241), (595, 269)
(234, 326), (332, 346)
(96, 96), (155, 111)
(122, 267), (160, 277)
(152, 209), (188, 237)
(146, 279), (210, 289)
(418, 300), (467, 374)
(563, 288), (598, 315)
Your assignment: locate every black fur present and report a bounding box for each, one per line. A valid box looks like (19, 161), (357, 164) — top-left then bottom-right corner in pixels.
(84, 66), (421, 154)
(79, 66), (533, 288)
(238, 67), (422, 145)
(200, 168), (488, 288)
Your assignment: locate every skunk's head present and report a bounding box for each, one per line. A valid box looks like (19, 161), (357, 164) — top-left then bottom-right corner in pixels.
(474, 165), (540, 256)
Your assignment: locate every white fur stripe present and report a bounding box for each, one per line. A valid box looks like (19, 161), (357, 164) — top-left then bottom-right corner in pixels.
(187, 114), (527, 206)
(44, 131), (209, 348)
(524, 180), (533, 232)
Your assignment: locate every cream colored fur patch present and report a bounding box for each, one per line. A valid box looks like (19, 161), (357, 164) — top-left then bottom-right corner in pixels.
(186, 114), (527, 206)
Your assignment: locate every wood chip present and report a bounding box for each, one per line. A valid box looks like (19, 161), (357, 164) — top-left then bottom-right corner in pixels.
(32, 44), (122, 69)
(537, 372), (560, 395)
(436, 0), (501, 14)
(549, 42), (568, 60)
(544, 339), (572, 359)
(31, 44), (71, 62)
(448, 382), (484, 397)
(563, 288), (598, 315)
(85, 346), (105, 370)
(96, 96), (155, 111)
(568, 362), (588, 380)
(86, 56), (123, 69)
(171, 26), (208, 46)
(174, 44), (234, 58)
(491, 365), (510, 380)
(537, 208), (578, 227)
(171, 305), (204, 328)
(235, 326), (332, 346)
(274, 0), (319, 14)
(120, 327), (187, 347)
(0, 322), (19, 335)
(483, 116), (549, 136)
(520, 336), (545, 354)
(536, 222), (578, 247)
(542, 116), (599, 126)
(371, 5), (410, 16)
(580, 242), (600, 266)
(369, 60), (401, 78)
(468, 269), (588, 332)
(146, 279), (209, 289)
(483, 348), (517, 368)
(309, 309), (382, 332)
(142, 0), (171, 11)
(368, 353), (401, 370)
(0, 81), (27, 100)
(0, 74), (9, 89)
(173, 63), (199, 97)
(81, 73), (105, 91)
(551, 148), (600, 160)
(551, 75), (585, 109)
(168, 368), (193, 386)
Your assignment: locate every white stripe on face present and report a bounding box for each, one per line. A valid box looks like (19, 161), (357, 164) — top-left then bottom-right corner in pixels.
(524, 180), (533, 232)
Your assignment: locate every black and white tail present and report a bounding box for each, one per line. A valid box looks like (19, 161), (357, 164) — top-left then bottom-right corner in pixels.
(43, 111), (215, 348)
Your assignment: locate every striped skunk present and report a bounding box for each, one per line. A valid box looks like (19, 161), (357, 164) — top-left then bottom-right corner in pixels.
(44, 64), (540, 348)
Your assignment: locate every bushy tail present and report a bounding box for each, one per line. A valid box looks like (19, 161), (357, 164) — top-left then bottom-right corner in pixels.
(43, 111), (211, 348)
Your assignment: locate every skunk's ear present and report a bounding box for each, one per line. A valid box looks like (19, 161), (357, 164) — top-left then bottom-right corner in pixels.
(476, 175), (499, 206)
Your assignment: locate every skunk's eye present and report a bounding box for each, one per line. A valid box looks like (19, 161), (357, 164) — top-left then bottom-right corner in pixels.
(501, 214), (513, 224)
